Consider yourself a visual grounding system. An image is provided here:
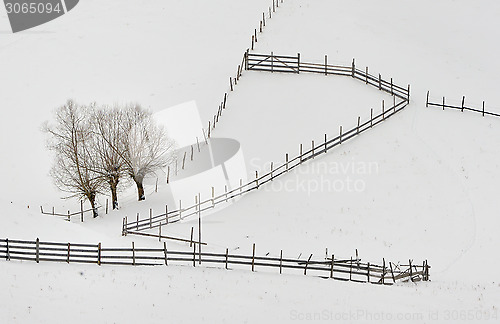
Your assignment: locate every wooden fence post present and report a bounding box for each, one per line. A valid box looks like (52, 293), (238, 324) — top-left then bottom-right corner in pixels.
(312, 140), (315, 158)
(407, 84), (411, 101)
(198, 193), (202, 265)
(357, 116), (360, 134)
(251, 35), (254, 50)
(378, 74), (381, 90)
(230, 77), (233, 91)
(80, 200), (84, 222)
(269, 7), (272, 19)
(461, 96), (465, 112)
(263, 12), (266, 26)
(382, 100), (385, 120)
(426, 91), (429, 107)
(66, 242), (70, 263)
(98, 243), (101, 266)
(260, 20), (263, 32)
(106, 199), (108, 214)
(390, 78), (393, 95)
(351, 58), (355, 77)
(389, 262), (396, 283)
(442, 96), (445, 110)
(382, 258), (386, 284)
(370, 108), (373, 127)
(324, 55), (328, 75)
(297, 53), (300, 74)
(225, 248), (229, 270)
(255, 171), (259, 188)
(190, 227), (194, 247)
(124, 216), (128, 236)
(252, 243), (256, 272)
(365, 67), (368, 84)
(132, 242), (135, 266)
(52, 206), (54, 216)
(279, 250), (283, 274)
(324, 134), (327, 153)
(339, 126), (343, 144)
(136, 213), (139, 230)
(36, 238), (40, 263)
(165, 205), (169, 224)
(272, 0), (275, 12)
(482, 101), (485, 117)
(286, 153), (289, 171)
(5, 238), (10, 261)
(179, 200), (183, 219)
(330, 254), (334, 279)
(270, 162), (274, 179)
(193, 240), (196, 267)
(245, 49), (249, 71)
(367, 262), (370, 283)
(304, 254), (312, 275)
(271, 51), (274, 73)
(159, 225), (162, 242)
(211, 187), (215, 207)
(149, 208), (152, 228)
(67, 210), (70, 222)
(300, 144), (303, 162)
(163, 242), (168, 266)
(409, 259), (414, 282)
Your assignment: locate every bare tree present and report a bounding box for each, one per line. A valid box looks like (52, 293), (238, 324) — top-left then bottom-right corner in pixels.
(91, 106), (127, 210)
(121, 104), (176, 201)
(43, 100), (105, 217)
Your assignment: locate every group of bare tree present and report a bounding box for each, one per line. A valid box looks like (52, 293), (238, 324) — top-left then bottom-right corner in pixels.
(43, 100), (176, 217)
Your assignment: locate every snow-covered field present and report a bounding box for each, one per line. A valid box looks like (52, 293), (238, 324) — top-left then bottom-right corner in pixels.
(1, 0), (499, 323)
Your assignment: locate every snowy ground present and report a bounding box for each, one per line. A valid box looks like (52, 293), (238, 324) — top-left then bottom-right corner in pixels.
(1, 0), (500, 323)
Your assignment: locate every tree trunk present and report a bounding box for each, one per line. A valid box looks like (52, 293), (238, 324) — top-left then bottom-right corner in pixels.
(135, 180), (145, 201)
(89, 191), (98, 218)
(109, 178), (119, 210)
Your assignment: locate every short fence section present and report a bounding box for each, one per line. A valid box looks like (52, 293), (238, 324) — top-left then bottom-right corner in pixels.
(426, 92), (500, 118)
(0, 238), (429, 285)
(40, 200), (104, 222)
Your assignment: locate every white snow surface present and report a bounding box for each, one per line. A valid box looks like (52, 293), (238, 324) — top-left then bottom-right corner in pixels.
(1, 0), (500, 323)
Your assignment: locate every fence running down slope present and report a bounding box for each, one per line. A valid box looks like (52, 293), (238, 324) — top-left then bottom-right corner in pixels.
(122, 51), (410, 234)
(0, 238), (429, 285)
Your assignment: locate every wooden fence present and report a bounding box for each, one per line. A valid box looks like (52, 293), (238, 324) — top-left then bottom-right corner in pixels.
(0, 238), (429, 285)
(426, 92), (500, 118)
(245, 52), (410, 101)
(40, 200), (103, 222)
(123, 97), (408, 234)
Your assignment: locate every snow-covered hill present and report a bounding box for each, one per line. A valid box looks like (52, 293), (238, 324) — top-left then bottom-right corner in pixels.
(1, 0), (499, 323)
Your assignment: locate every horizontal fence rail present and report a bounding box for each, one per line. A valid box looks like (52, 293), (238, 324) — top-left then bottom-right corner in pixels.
(426, 91), (500, 118)
(0, 238), (429, 285)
